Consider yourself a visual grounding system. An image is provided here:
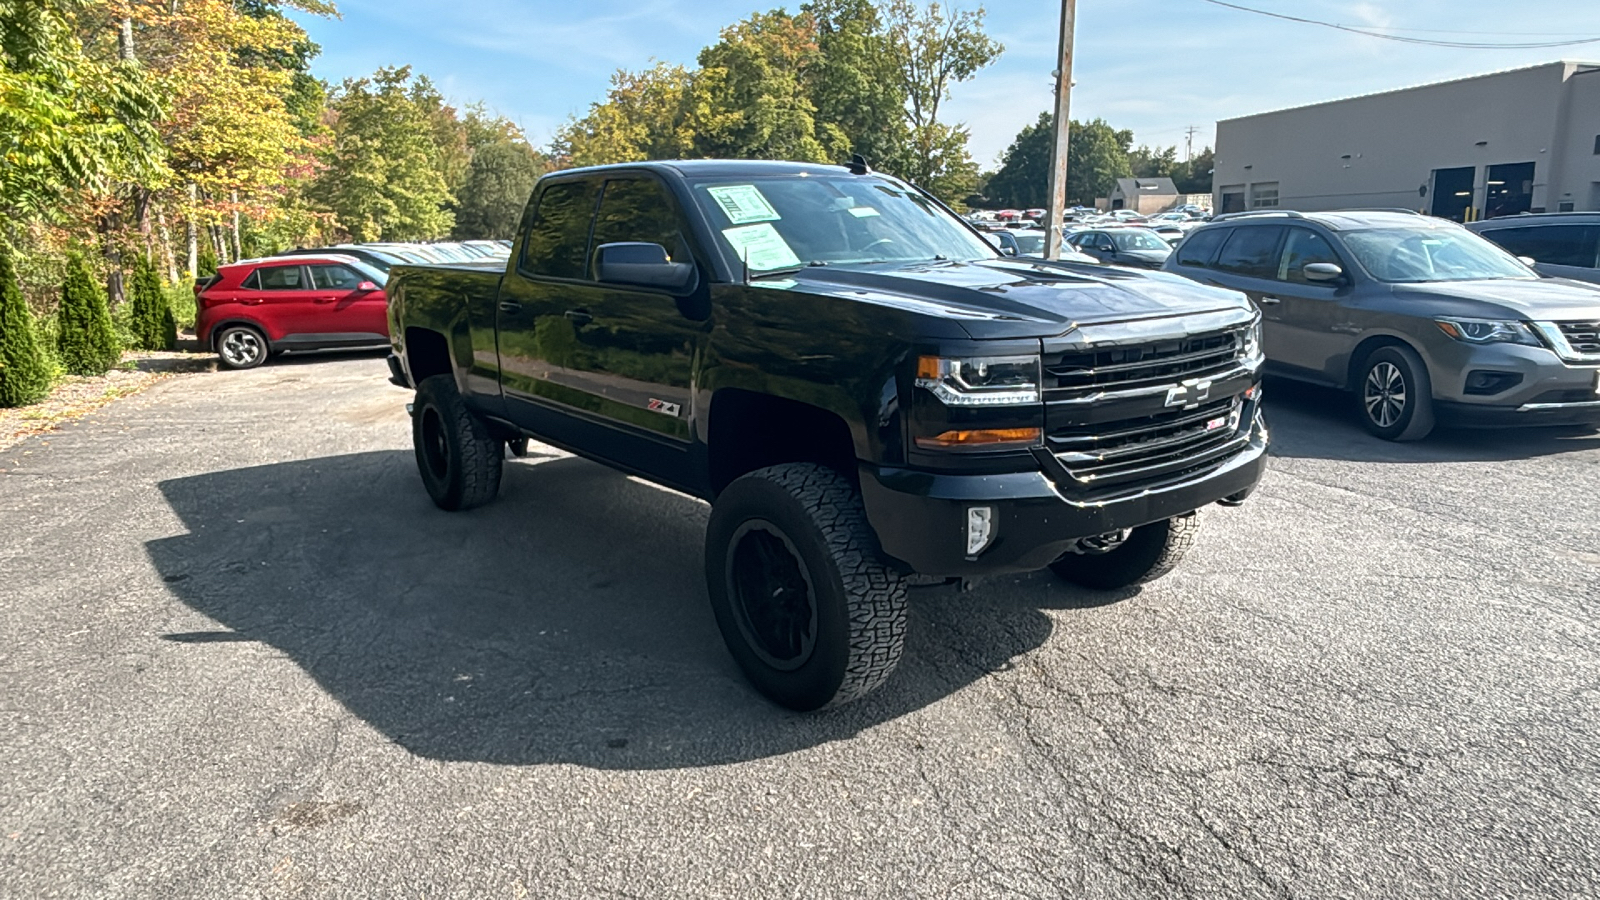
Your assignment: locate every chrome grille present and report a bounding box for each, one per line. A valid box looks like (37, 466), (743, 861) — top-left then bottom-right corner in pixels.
(1044, 329), (1242, 398)
(1049, 397), (1243, 486)
(1557, 321), (1600, 356)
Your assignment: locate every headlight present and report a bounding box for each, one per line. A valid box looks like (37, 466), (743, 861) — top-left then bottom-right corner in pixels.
(915, 355), (1041, 406)
(1434, 318), (1539, 346)
(1241, 315), (1263, 362)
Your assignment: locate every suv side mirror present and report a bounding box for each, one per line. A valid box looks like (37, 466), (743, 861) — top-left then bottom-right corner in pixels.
(1517, 256), (1537, 267)
(1303, 262), (1344, 283)
(357, 281), (380, 293)
(595, 242), (697, 293)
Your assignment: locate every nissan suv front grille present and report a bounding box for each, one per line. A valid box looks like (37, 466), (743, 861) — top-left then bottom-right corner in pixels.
(1556, 320), (1600, 357)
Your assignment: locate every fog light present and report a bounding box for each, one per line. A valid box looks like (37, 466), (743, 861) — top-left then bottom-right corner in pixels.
(966, 506), (995, 556)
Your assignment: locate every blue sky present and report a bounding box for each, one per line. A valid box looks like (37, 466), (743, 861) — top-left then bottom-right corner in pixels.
(290, 0), (1600, 168)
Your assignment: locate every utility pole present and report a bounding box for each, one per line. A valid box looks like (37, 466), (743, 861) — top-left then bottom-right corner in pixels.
(1044, 0), (1076, 260)
(1184, 125), (1199, 162)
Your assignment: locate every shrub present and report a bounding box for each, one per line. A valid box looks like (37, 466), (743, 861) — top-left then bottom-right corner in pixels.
(128, 253), (177, 350)
(166, 281), (197, 332)
(56, 252), (121, 376)
(0, 245), (54, 407)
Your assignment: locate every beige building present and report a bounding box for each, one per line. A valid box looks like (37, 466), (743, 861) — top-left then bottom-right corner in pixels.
(1107, 177), (1178, 214)
(1213, 61), (1600, 221)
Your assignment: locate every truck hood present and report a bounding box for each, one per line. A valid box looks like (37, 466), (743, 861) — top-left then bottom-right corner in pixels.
(772, 259), (1252, 339)
(1392, 277), (1600, 321)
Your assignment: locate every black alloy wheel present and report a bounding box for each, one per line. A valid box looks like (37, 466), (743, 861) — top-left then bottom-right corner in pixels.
(726, 521), (819, 671)
(411, 374), (503, 510)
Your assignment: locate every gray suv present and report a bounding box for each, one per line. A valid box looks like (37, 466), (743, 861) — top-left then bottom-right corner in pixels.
(1164, 209), (1600, 440)
(1467, 212), (1600, 285)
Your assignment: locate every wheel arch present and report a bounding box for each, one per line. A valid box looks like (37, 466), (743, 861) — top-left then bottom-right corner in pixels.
(1344, 333), (1425, 391)
(706, 388), (859, 497)
(209, 318), (272, 351)
(403, 326), (454, 386)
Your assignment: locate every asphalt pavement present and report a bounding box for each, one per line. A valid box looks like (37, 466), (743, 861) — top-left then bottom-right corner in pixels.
(2, 355), (1597, 899)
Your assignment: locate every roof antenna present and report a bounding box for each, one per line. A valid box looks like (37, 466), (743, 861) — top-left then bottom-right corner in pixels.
(847, 154), (872, 176)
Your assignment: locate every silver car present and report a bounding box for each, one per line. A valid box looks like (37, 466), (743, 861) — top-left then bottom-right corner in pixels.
(1164, 209), (1600, 440)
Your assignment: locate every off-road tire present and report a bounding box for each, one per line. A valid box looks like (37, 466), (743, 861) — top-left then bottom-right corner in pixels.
(412, 374), (503, 511)
(1049, 514), (1199, 590)
(1356, 344), (1435, 441)
(705, 463), (907, 711)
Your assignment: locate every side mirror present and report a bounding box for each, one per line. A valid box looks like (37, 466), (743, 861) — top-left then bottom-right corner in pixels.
(357, 281), (380, 293)
(595, 242), (696, 293)
(1303, 262), (1344, 283)
(1517, 256), (1537, 267)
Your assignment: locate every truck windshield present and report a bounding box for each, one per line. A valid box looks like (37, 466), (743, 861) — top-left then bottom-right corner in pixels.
(1342, 227), (1534, 283)
(688, 174), (997, 273)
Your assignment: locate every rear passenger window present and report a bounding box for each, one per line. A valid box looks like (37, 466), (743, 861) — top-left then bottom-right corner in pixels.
(1175, 228), (1228, 267)
(308, 265), (363, 290)
(589, 178), (693, 277)
(521, 180), (600, 280)
(1481, 225), (1600, 269)
(254, 265), (305, 290)
(1277, 228), (1342, 282)
(1215, 226), (1285, 279)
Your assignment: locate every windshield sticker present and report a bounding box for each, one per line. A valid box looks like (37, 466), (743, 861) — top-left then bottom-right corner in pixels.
(722, 223), (801, 271)
(707, 185), (781, 224)
(848, 206), (881, 218)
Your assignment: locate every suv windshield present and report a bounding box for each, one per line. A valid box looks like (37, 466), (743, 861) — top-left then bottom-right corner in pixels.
(688, 174), (995, 272)
(1013, 232), (1047, 255)
(1342, 227), (1532, 283)
(1109, 229), (1170, 252)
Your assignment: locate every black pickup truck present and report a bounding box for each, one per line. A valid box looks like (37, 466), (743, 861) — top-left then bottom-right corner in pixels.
(386, 159), (1268, 710)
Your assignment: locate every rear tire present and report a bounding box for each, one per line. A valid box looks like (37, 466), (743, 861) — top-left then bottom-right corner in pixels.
(1049, 515), (1199, 590)
(705, 463), (907, 711)
(412, 374), (502, 511)
(1356, 345), (1434, 441)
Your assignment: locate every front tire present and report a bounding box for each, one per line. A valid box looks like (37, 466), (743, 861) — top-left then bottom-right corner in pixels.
(705, 464), (907, 711)
(1049, 514), (1199, 590)
(411, 374), (503, 511)
(1357, 345), (1434, 441)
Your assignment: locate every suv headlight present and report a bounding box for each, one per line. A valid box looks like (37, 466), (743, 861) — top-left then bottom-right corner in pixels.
(915, 355), (1041, 406)
(1434, 318), (1539, 346)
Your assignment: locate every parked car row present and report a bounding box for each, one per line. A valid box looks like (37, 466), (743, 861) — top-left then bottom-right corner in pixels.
(1161, 208), (1600, 439)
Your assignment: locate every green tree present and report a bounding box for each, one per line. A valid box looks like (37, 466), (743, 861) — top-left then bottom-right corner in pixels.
(1173, 146), (1215, 195)
(803, 0), (908, 167)
(310, 66), (455, 241)
(0, 243), (53, 407)
(882, 0), (1001, 202)
(128, 252), (175, 351)
(689, 10), (832, 162)
(1129, 144), (1178, 179)
(554, 62), (697, 167)
(452, 139), (545, 239)
(56, 251), (120, 375)
(983, 111), (1051, 208)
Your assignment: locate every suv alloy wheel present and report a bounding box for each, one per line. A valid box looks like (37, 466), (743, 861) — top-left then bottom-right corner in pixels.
(1357, 345), (1435, 441)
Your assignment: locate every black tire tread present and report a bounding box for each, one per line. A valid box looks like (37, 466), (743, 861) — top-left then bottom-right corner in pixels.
(1049, 514), (1199, 590)
(413, 374), (502, 511)
(717, 463), (908, 708)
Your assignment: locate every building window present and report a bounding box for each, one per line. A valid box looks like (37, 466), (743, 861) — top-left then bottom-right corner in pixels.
(1593, 134), (1600, 155)
(1220, 185), (1245, 214)
(1250, 183), (1280, 209)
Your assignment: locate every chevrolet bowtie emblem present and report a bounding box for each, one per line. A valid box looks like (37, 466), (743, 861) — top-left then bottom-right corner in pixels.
(1165, 378), (1213, 409)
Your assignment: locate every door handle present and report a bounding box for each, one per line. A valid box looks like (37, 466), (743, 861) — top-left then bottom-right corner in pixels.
(564, 308), (593, 326)
(498, 300), (522, 314)
(313, 296), (338, 304)
(1258, 296), (1282, 305)
(240, 298), (264, 305)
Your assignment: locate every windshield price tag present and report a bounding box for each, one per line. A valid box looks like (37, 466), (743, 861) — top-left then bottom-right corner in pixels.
(723, 223), (801, 271)
(707, 185), (781, 225)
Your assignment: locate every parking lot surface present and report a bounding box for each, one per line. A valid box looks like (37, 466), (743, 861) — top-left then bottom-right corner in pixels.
(2, 355), (1597, 899)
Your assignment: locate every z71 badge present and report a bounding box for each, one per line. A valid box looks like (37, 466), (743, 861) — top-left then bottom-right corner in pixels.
(646, 398), (682, 417)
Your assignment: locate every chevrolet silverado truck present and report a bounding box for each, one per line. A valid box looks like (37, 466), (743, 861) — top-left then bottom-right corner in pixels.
(385, 160), (1268, 710)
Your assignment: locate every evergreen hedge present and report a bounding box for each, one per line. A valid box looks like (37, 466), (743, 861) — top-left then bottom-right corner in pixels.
(0, 245), (54, 407)
(129, 253), (177, 351)
(57, 252), (121, 376)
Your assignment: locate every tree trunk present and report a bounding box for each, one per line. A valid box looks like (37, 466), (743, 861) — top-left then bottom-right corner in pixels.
(118, 18), (135, 62)
(186, 183), (198, 277)
(156, 207), (177, 283)
(230, 191), (242, 260)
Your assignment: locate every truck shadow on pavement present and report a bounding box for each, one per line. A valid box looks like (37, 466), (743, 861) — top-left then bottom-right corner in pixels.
(1263, 378), (1600, 463)
(146, 450), (1104, 769)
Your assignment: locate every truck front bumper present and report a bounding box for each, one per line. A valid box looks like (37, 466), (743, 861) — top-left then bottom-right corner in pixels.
(859, 412), (1269, 578)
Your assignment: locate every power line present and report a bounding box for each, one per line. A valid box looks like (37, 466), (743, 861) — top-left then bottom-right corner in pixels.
(1196, 0), (1600, 50)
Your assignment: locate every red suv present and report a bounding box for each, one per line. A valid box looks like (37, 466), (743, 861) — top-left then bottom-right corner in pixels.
(196, 254), (391, 369)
